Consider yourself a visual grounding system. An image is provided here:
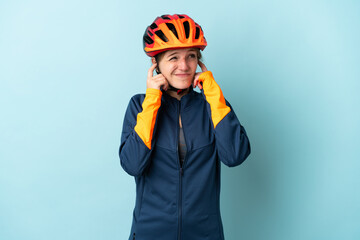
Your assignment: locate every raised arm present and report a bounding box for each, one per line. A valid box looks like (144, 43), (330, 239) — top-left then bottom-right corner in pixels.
(119, 63), (167, 176)
(195, 66), (251, 167)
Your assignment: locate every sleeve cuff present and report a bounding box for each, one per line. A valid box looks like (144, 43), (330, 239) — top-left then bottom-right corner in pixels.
(146, 88), (162, 96)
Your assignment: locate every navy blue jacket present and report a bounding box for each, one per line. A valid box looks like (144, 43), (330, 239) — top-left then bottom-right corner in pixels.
(120, 72), (250, 240)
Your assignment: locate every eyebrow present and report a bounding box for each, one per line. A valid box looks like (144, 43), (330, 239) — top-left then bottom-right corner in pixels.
(167, 52), (179, 58)
(167, 49), (197, 58)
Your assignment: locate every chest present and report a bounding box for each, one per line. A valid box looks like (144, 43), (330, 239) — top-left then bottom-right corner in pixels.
(154, 101), (214, 152)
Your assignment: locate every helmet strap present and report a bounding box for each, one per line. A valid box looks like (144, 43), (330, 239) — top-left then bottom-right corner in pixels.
(167, 84), (189, 95)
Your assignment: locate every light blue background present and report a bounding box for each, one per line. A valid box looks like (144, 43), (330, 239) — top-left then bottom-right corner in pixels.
(1, 0), (359, 239)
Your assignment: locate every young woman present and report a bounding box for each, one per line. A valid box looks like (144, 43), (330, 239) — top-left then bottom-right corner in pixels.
(119, 14), (251, 240)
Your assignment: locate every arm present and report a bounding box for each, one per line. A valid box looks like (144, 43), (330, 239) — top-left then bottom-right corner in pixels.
(196, 70), (251, 167)
(119, 89), (162, 176)
(119, 62), (168, 176)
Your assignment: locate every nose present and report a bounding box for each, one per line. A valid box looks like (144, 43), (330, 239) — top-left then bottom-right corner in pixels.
(177, 57), (190, 71)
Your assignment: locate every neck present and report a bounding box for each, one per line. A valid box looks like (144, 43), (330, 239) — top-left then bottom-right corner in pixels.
(166, 88), (190, 100)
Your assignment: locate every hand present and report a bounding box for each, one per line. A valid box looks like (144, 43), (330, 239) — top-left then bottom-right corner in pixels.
(147, 63), (169, 91)
(193, 61), (208, 90)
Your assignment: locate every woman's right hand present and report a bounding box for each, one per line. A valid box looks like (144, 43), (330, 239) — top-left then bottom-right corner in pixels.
(147, 63), (169, 91)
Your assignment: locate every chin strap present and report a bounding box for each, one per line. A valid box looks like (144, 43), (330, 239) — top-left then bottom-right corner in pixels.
(167, 85), (189, 95)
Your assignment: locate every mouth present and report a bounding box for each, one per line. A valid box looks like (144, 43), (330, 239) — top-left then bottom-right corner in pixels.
(174, 73), (191, 78)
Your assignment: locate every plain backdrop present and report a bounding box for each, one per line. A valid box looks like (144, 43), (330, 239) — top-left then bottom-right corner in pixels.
(1, 0), (359, 239)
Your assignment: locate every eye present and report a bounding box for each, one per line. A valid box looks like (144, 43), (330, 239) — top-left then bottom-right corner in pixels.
(189, 53), (197, 59)
(169, 56), (177, 61)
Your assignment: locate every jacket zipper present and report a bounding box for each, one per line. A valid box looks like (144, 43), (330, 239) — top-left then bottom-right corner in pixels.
(178, 99), (189, 240)
(178, 165), (183, 240)
(177, 100), (182, 240)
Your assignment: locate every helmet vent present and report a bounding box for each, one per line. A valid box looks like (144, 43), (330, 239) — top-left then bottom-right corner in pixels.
(155, 30), (169, 42)
(143, 35), (154, 45)
(183, 21), (190, 39)
(144, 35), (154, 45)
(148, 30), (153, 36)
(150, 23), (158, 30)
(161, 15), (171, 20)
(166, 23), (179, 39)
(178, 15), (185, 19)
(195, 27), (200, 39)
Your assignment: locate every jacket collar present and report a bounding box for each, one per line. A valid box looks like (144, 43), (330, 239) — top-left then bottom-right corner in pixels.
(162, 87), (198, 109)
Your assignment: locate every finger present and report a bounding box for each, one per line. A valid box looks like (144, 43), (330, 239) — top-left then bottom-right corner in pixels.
(162, 79), (169, 91)
(153, 76), (166, 84)
(152, 74), (164, 80)
(193, 78), (198, 88)
(198, 61), (208, 72)
(197, 82), (203, 90)
(155, 77), (168, 91)
(193, 72), (201, 87)
(154, 77), (168, 89)
(147, 63), (157, 79)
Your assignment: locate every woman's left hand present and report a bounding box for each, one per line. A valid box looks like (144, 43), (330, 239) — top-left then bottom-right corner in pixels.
(193, 61), (208, 90)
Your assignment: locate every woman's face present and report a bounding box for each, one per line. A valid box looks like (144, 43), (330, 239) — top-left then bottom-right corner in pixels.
(156, 48), (198, 89)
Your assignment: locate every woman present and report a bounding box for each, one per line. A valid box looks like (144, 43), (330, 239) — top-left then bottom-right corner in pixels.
(119, 14), (251, 240)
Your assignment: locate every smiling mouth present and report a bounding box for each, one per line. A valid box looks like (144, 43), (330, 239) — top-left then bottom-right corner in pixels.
(175, 74), (191, 77)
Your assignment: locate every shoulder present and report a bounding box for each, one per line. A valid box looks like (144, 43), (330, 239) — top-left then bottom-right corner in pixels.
(125, 93), (146, 114)
(130, 93), (145, 103)
(129, 93), (147, 105)
(191, 89), (205, 101)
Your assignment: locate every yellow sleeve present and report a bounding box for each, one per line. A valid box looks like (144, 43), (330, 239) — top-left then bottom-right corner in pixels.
(198, 71), (231, 129)
(134, 88), (162, 149)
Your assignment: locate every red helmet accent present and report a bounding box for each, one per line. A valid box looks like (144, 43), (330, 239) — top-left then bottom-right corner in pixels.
(143, 14), (207, 57)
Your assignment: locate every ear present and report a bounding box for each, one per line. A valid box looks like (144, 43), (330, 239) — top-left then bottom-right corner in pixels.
(151, 57), (156, 65)
(152, 57), (161, 74)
